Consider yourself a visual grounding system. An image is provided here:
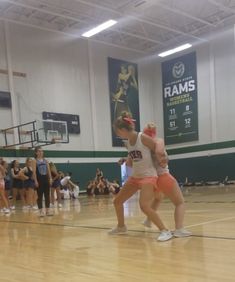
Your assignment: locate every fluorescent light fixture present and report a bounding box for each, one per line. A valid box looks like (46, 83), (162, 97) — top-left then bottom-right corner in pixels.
(82, 20), (117, 38)
(158, 43), (192, 57)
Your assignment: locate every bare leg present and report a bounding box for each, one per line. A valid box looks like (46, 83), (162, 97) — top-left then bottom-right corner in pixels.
(19, 189), (26, 207)
(56, 187), (62, 204)
(164, 183), (185, 229)
(144, 192), (164, 226)
(12, 188), (18, 207)
(27, 188), (34, 207)
(139, 185), (173, 241)
(0, 188), (9, 209)
(51, 188), (55, 205)
(0, 197), (3, 209)
(139, 185), (167, 231)
(25, 189), (29, 205)
(112, 183), (139, 227)
(33, 190), (38, 208)
(5, 190), (10, 207)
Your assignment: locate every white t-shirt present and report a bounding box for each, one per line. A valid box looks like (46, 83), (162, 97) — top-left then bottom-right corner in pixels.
(60, 176), (71, 186)
(151, 139), (169, 175)
(154, 157), (169, 175)
(126, 132), (157, 178)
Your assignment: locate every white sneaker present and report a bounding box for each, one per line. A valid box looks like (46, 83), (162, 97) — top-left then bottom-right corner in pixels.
(46, 210), (54, 216)
(33, 205), (38, 210)
(174, 228), (192, 238)
(142, 218), (152, 228)
(39, 210), (45, 217)
(58, 203), (62, 208)
(10, 206), (15, 210)
(108, 225), (127, 235)
(4, 208), (10, 214)
(157, 230), (173, 242)
(50, 203), (54, 208)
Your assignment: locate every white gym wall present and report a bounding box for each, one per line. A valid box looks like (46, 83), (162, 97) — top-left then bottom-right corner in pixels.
(0, 20), (235, 156)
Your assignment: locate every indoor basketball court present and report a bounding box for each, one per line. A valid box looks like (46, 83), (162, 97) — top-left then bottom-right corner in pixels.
(0, 0), (235, 281)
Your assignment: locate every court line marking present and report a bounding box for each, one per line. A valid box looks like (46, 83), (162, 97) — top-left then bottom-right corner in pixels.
(185, 215), (235, 228)
(1, 219), (235, 241)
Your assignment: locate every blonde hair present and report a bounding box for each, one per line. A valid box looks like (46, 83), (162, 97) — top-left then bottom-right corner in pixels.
(113, 111), (135, 132)
(49, 162), (58, 175)
(146, 122), (156, 130)
(143, 122), (157, 138)
(25, 157), (32, 165)
(49, 162), (56, 169)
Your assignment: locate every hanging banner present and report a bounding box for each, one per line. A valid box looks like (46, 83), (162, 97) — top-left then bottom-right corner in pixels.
(162, 52), (198, 145)
(108, 57), (140, 147)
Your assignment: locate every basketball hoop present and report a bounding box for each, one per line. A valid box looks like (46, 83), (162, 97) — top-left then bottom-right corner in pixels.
(51, 137), (62, 144)
(0, 119), (69, 149)
(36, 119), (69, 145)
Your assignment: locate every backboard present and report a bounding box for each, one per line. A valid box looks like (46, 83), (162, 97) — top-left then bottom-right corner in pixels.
(36, 119), (69, 144)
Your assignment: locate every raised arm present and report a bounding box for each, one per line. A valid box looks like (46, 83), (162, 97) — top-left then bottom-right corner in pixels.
(141, 133), (156, 152)
(141, 134), (168, 168)
(18, 167), (29, 180)
(155, 138), (169, 167)
(11, 168), (19, 178)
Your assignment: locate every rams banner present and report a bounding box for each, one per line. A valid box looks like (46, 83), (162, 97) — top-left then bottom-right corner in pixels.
(108, 57), (140, 147)
(162, 52), (198, 145)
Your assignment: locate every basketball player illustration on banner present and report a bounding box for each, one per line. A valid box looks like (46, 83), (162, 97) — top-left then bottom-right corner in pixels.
(108, 57), (140, 147)
(112, 64), (138, 119)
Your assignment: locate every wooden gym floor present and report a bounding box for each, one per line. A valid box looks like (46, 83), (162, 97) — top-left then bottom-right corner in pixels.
(1, 187), (235, 282)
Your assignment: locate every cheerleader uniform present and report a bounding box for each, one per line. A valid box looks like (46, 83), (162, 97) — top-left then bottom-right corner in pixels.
(125, 132), (158, 189)
(23, 167), (35, 189)
(12, 168), (23, 189)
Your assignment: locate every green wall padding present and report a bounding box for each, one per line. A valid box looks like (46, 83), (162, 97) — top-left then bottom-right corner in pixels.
(169, 153), (235, 183)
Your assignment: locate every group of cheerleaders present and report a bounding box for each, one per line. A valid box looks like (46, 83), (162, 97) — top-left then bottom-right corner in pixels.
(0, 148), (75, 216)
(109, 111), (192, 242)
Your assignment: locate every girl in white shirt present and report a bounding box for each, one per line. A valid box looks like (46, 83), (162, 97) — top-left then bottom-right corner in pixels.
(109, 112), (172, 242)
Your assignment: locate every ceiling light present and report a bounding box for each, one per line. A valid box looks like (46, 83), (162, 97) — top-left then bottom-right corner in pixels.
(158, 43), (192, 58)
(82, 20), (117, 38)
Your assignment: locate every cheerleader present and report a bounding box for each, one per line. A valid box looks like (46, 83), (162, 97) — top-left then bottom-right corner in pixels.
(109, 112), (172, 242)
(142, 123), (191, 237)
(11, 160), (27, 209)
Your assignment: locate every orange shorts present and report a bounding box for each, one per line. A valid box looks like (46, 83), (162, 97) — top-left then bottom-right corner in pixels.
(157, 173), (177, 194)
(125, 176), (158, 190)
